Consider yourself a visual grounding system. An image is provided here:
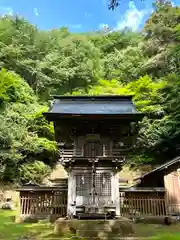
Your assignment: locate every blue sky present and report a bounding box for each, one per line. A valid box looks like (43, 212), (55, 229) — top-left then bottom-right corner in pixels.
(0, 0), (179, 32)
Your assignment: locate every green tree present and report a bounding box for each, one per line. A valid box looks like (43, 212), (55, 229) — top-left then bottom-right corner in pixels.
(104, 45), (146, 82)
(0, 4), (180, 172)
(142, 1), (180, 77)
(0, 69), (57, 183)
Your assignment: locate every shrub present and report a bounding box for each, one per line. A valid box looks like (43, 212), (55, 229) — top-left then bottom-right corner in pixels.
(19, 160), (51, 183)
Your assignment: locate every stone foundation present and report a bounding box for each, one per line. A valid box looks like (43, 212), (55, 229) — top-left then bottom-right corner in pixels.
(54, 218), (134, 239)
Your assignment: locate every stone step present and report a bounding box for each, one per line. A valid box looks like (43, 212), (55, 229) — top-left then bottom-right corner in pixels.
(54, 218), (134, 239)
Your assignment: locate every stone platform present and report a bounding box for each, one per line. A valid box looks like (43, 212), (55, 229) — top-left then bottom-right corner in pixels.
(54, 218), (134, 239)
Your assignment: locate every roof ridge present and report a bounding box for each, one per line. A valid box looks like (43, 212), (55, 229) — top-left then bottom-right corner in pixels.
(52, 95), (134, 100)
(135, 156), (180, 180)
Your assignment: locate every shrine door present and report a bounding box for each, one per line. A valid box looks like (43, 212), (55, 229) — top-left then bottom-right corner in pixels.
(75, 171), (112, 207)
(83, 140), (103, 158)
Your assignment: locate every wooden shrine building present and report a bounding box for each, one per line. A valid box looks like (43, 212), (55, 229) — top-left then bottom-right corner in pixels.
(17, 95), (180, 221)
(133, 156), (180, 214)
(43, 95), (143, 219)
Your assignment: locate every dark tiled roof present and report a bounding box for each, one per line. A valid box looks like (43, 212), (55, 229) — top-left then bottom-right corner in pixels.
(52, 95), (133, 100)
(50, 99), (137, 114)
(45, 95), (142, 116)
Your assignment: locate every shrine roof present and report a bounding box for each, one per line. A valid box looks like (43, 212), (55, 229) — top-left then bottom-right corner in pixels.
(43, 95), (144, 120)
(134, 156), (180, 181)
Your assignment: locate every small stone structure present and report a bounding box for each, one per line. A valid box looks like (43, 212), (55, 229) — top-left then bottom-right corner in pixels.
(1, 197), (15, 210)
(54, 218), (134, 239)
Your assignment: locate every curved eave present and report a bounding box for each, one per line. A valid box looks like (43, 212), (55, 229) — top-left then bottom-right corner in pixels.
(43, 112), (145, 122)
(52, 95), (134, 100)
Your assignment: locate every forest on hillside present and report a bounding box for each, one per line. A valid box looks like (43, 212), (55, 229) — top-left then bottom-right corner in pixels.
(0, 1), (180, 183)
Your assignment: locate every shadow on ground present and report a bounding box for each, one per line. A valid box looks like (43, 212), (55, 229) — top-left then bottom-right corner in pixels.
(0, 211), (180, 240)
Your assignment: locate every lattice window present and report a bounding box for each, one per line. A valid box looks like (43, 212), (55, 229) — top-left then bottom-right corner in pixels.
(75, 172), (112, 198)
(95, 172), (112, 196)
(76, 173), (92, 196)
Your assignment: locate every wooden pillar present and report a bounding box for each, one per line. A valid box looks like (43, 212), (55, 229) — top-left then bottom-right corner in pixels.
(67, 170), (76, 217)
(112, 170), (120, 217)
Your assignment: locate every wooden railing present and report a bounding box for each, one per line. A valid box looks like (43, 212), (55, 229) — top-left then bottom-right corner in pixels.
(120, 194), (166, 217)
(20, 192), (67, 218)
(20, 191), (179, 219)
(60, 149), (83, 159)
(59, 148), (129, 161)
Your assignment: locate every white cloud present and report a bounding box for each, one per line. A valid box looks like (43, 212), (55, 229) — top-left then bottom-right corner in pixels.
(70, 24), (82, 29)
(34, 7), (39, 16)
(171, 1), (175, 7)
(0, 7), (13, 16)
(115, 1), (152, 31)
(99, 23), (109, 29)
